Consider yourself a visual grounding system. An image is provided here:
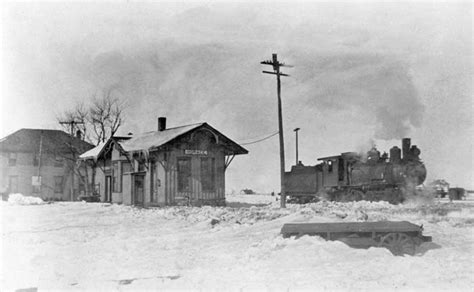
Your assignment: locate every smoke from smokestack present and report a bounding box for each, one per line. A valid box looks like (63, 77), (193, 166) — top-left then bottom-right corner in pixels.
(295, 54), (424, 140)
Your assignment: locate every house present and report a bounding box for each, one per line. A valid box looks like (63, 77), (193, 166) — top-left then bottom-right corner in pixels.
(79, 117), (248, 206)
(0, 129), (94, 200)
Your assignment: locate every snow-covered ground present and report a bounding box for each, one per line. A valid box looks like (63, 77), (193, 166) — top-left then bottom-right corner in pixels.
(1, 194), (473, 291)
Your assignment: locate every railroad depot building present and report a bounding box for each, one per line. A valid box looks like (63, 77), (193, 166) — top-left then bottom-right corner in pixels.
(79, 118), (248, 206)
(0, 129), (94, 200)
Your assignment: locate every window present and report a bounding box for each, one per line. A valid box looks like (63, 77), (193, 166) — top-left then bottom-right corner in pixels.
(54, 155), (64, 167)
(201, 157), (215, 192)
(327, 160), (333, 172)
(122, 161), (132, 174)
(121, 161), (132, 191)
(138, 160), (146, 172)
(338, 159), (344, 181)
(177, 157), (192, 192)
(112, 162), (121, 192)
(54, 176), (63, 193)
(8, 153), (17, 166)
(33, 154), (39, 166)
(8, 176), (18, 193)
(78, 176), (86, 194)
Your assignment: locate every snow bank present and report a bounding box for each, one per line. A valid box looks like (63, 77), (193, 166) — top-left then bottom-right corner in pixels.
(226, 192), (277, 206)
(7, 193), (45, 205)
(1, 195), (473, 291)
(105, 197), (473, 228)
(109, 204), (291, 226)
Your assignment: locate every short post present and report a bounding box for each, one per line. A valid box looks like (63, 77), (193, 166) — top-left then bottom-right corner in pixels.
(294, 128), (300, 165)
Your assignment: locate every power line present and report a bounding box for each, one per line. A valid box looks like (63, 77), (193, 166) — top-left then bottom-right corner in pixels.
(240, 131), (279, 145)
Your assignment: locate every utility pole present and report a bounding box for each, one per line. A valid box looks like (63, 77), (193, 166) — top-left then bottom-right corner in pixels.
(261, 53), (292, 208)
(294, 128), (300, 165)
(59, 120), (84, 136)
(59, 119), (83, 201)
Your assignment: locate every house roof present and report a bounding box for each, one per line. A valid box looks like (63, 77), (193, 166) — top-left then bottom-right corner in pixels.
(120, 122), (248, 155)
(79, 141), (107, 160)
(80, 122), (248, 160)
(0, 128), (94, 154)
(79, 135), (132, 160)
(119, 123), (204, 152)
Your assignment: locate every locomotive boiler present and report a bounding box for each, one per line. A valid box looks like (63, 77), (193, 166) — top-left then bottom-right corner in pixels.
(284, 138), (427, 204)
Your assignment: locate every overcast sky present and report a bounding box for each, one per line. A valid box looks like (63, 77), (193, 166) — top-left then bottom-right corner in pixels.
(1, 2), (472, 191)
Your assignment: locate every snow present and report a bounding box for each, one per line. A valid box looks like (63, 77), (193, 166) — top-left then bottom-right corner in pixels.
(79, 141), (107, 160)
(1, 194), (473, 291)
(118, 123), (203, 152)
(7, 193), (45, 205)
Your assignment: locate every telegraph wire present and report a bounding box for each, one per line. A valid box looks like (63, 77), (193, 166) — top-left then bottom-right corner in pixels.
(239, 131), (279, 145)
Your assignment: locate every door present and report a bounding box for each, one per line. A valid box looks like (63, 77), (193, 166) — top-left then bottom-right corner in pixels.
(105, 176), (112, 202)
(177, 157), (192, 199)
(134, 175), (144, 206)
(154, 162), (166, 204)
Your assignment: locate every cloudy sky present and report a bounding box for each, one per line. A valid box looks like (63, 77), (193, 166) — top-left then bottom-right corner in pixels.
(1, 1), (472, 191)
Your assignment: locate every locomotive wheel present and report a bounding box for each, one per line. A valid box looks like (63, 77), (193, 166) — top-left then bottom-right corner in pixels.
(379, 233), (416, 256)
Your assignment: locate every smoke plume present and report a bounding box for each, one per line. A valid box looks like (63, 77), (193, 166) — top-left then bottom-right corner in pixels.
(291, 53), (424, 140)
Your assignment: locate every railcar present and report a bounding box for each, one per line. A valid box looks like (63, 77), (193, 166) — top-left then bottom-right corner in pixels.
(284, 138), (427, 204)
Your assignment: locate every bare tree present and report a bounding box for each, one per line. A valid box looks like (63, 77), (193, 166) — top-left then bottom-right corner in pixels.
(89, 90), (124, 145)
(57, 90), (126, 199)
(58, 90), (125, 146)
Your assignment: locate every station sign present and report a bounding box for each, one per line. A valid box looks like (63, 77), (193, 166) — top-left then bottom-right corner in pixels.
(184, 150), (208, 155)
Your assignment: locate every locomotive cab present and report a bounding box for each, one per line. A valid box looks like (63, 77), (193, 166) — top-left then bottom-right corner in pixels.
(318, 152), (361, 187)
(317, 155), (343, 187)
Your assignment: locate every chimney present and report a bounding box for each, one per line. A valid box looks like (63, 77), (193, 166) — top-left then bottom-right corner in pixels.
(76, 130), (82, 140)
(402, 138), (411, 160)
(158, 117), (167, 131)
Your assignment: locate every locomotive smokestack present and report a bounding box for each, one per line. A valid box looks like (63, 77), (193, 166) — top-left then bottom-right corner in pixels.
(158, 117), (166, 131)
(402, 138), (411, 160)
(390, 146), (401, 163)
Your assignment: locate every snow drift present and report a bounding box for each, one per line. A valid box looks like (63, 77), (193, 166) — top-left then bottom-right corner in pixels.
(7, 193), (45, 205)
(1, 194), (473, 291)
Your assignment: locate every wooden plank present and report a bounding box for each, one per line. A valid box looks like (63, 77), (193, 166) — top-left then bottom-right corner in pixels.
(281, 221), (422, 235)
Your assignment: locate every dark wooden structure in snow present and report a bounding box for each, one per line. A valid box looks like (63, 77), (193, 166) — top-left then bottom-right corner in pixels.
(80, 118), (248, 207)
(281, 221), (432, 256)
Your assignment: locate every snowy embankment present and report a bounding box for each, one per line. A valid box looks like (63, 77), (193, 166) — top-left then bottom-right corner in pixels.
(1, 194), (473, 291)
(7, 193), (45, 205)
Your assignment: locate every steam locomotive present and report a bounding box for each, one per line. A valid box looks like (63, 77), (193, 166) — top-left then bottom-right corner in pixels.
(284, 138), (427, 204)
